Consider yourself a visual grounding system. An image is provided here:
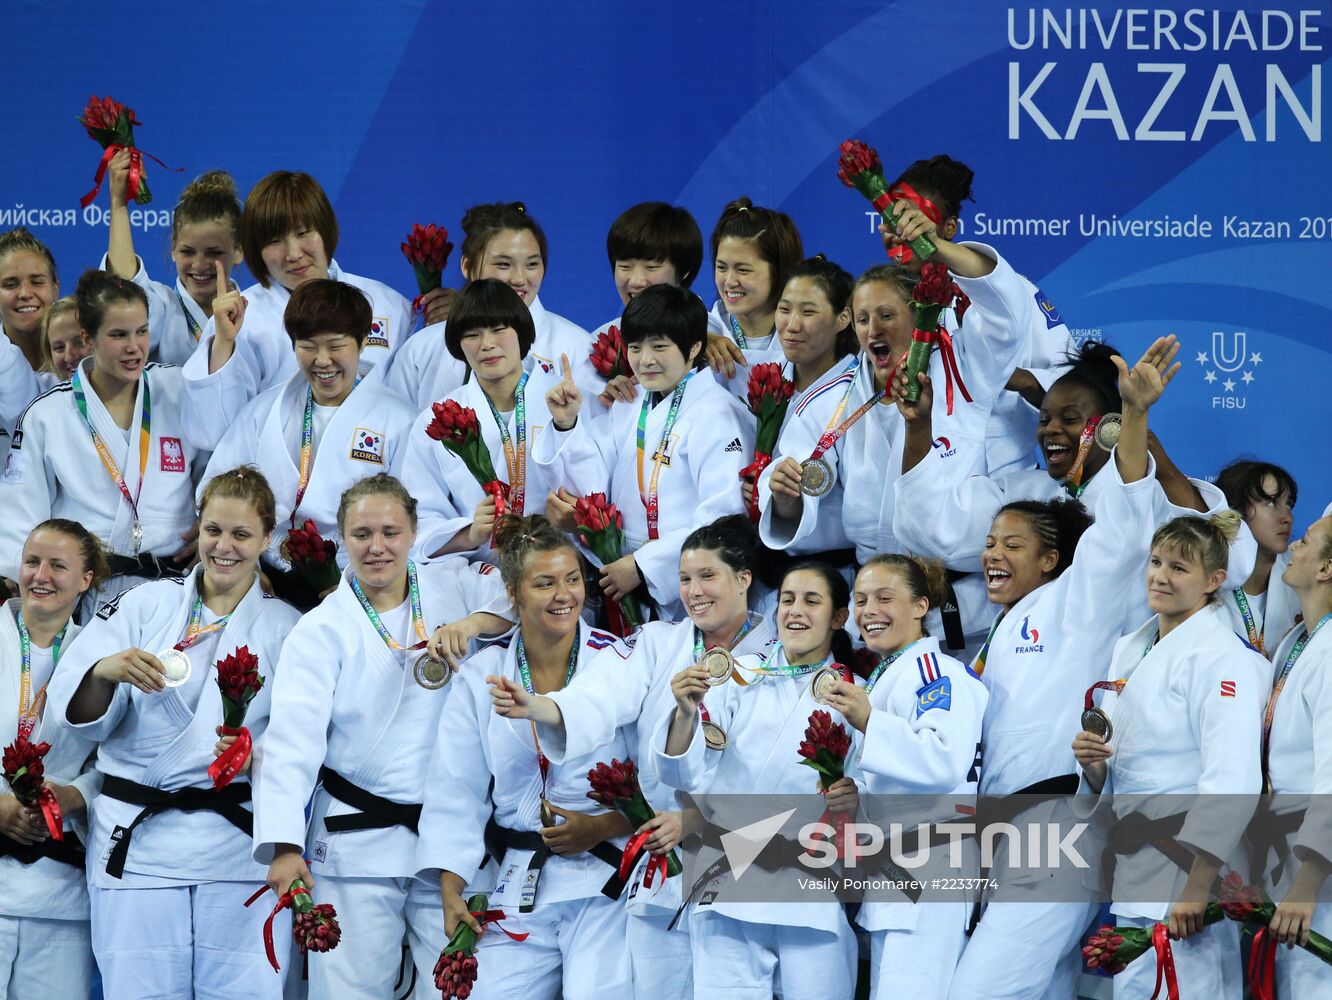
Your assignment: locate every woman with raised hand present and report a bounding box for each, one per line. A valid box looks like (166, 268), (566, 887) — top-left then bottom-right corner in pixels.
(399, 279), (563, 563)
(255, 474), (511, 998)
(45, 468), (298, 999)
(1074, 511), (1265, 1000)
(487, 515), (778, 1000)
(0, 271), (202, 612)
(103, 152), (245, 365)
(821, 554), (987, 999)
(947, 337), (1171, 1000)
(0, 520), (107, 1000)
(383, 201), (599, 410)
(418, 514), (639, 1000)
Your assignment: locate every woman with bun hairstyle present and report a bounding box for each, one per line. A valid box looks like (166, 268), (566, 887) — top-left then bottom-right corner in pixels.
(45, 468), (301, 999)
(0, 520), (107, 1000)
(400, 279), (565, 563)
(255, 475), (512, 998)
(103, 153), (245, 365)
(887, 155), (1076, 476)
(182, 171), (414, 436)
(1216, 459), (1300, 658)
(819, 554), (987, 999)
(489, 514), (778, 1000)
(383, 201), (600, 410)
(417, 514), (636, 1000)
(703, 197), (804, 399)
(534, 283), (752, 620)
(1074, 511), (1265, 1000)
(947, 338), (1168, 1000)
(0, 270), (203, 611)
(749, 254), (860, 566)
(893, 337), (1255, 633)
(653, 559), (860, 999)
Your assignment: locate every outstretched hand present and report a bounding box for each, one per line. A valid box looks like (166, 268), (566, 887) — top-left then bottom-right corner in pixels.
(1113, 335), (1180, 412)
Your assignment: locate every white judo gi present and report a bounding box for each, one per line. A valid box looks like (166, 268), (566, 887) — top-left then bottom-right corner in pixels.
(1217, 553), (1298, 665)
(416, 624), (638, 1000)
(45, 568), (301, 1000)
(99, 251), (221, 366)
(0, 602), (97, 1000)
(253, 561), (509, 999)
(705, 301), (786, 404)
(530, 367), (752, 619)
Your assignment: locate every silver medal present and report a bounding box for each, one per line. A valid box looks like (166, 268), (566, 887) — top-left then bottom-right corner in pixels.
(413, 653), (451, 690)
(809, 665), (843, 705)
(1094, 413), (1122, 452)
(799, 457), (834, 498)
(157, 648), (192, 688)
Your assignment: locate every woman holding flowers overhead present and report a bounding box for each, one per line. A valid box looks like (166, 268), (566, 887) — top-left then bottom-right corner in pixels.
(196, 279), (416, 610)
(44, 468), (300, 1000)
(0, 520), (106, 1000)
(655, 560), (861, 1000)
(255, 474), (511, 999)
(417, 514), (635, 1000)
(489, 515), (778, 1000)
(533, 283), (752, 620)
(399, 279), (563, 563)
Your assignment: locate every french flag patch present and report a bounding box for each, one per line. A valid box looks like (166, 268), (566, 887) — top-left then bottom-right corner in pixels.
(1220, 680), (1236, 698)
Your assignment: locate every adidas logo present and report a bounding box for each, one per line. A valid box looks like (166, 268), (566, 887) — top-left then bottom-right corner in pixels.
(724, 438), (743, 453)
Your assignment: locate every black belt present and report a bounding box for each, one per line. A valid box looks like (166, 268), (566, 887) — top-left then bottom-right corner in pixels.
(1247, 806), (1305, 886)
(319, 767), (422, 834)
(670, 825), (817, 930)
(107, 552), (188, 581)
(100, 774), (253, 879)
(940, 570), (968, 651)
(0, 831), (86, 869)
(485, 818), (628, 913)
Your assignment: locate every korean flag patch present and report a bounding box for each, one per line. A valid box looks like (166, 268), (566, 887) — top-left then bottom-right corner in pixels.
(350, 428), (386, 464)
(366, 318), (390, 349)
(916, 675), (952, 717)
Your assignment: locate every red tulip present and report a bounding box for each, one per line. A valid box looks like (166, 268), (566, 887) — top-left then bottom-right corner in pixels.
(590, 325), (631, 380)
(78, 95), (140, 138)
(836, 139), (882, 190)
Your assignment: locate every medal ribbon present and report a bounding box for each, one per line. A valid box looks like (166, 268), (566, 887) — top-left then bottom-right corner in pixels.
(864, 636), (926, 693)
(636, 372), (695, 540)
(350, 561), (429, 651)
(1232, 589), (1265, 655)
(744, 643), (826, 679)
(290, 378), (361, 529)
(971, 611), (1007, 678)
(728, 311), (748, 350)
(807, 371), (885, 463)
(1082, 679), (1126, 713)
(172, 591), (233, 652)
(72, 365), (151, 534)
(482, 372), (529, 514)
(1062, 415), (1103, 499)
(1261, 612), (1332, 782)
(176, 288), (202, 341)
(517, 626), (581, 808)
(14, 611), (65, 740)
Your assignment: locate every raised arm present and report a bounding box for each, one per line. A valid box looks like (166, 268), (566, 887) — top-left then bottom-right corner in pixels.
(1110, 335), (1181, 486)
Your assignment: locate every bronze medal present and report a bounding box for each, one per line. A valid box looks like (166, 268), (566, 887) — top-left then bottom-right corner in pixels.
(540, 798), (556, 827)
(800, 457), (834, 498)
(700, 647), (735, 687)
(702, 720), (728, 751)
(1094, 413), (1122, 452)
(413, 653), (450, 690)
(1081, 706), (1113, 741)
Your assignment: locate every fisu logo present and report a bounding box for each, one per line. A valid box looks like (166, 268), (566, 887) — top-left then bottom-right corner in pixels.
(1195, 331), (1261, 410)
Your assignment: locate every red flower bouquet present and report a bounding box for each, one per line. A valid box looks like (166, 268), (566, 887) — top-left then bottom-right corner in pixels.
(77, 95), (172, 208)
(207, 646), (264, 789)
(1217, 871), (1332, 965)
(836, 139), (936, 263)
(426, 400), (508, 518)
(434, 893), (527, 1000)
(572, 493), (643, 635)
(798, 709), (852, 856)
(2, 736), (62, 840)
(402, 223), (454, 312)
(245, 878), (341, 974)
(587, 757), (682, 885)
(286, 519), (341, 594)
(589, 324), (633, 382)
(739, 362), (795, 521)
(903, 263), (971, 413)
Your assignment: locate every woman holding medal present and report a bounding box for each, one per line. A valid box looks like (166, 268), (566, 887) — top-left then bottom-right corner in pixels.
(533, 283), (752, 620)
(487, 514), (777, 1000)
(1073, 512), (1266, 1000)
(0, 270), (203, 613)
(399, 279), (563, 563)
(197, 278), (416, 609)
(255, 474), (511, 999)
(946, 338), (1171, 1000)
(819, 554), (988, 999)
(1255, 512), (1332, 997)
(0, 520), (106, 1000)
(417, 514), (636, 1000)
(44, 468), (297, 999)
(654, 560), (861, 1000)
(1216, 459), (1300, 659)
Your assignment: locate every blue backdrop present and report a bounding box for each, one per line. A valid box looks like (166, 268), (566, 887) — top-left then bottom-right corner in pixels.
(6, 0), (1328, 519)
